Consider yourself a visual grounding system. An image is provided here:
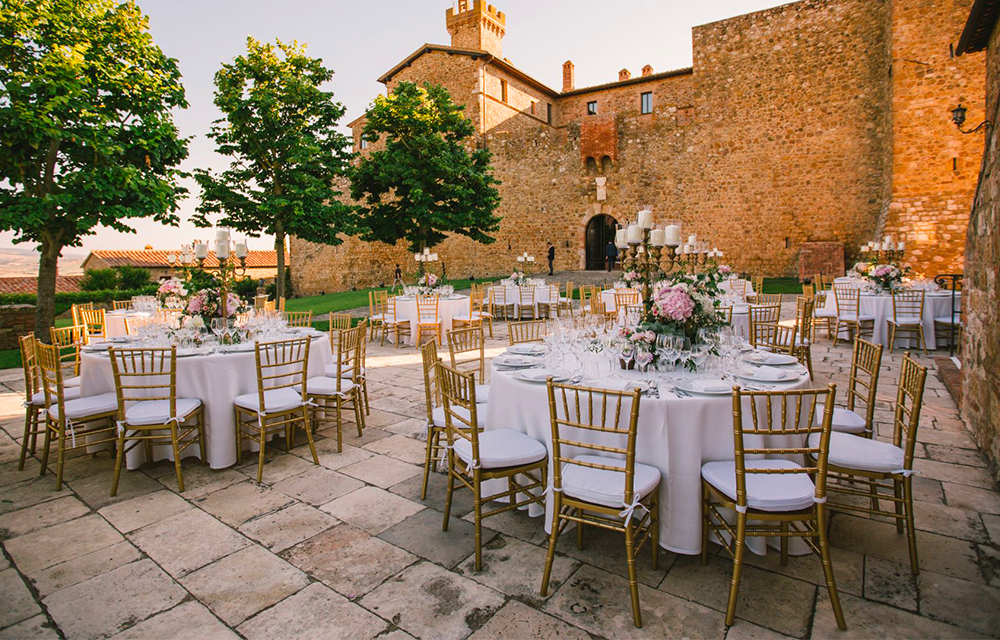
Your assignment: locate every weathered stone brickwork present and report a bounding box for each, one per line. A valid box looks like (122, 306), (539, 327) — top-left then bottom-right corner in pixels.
(291, 0), (984, 295)
(0, 305), (34, 351)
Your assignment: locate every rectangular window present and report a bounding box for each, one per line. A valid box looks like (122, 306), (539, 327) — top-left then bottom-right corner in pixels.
(641, 92), (653, 115)
(359, 135), (367, 150)
(587, 101), (597, 115)
(547, 103), (552, 124)
(530, 101), (536, 115)
(501, 79), (508, 103)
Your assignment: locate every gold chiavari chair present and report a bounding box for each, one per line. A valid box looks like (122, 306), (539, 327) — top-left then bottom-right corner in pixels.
(420, 340), (487, 499)
(415, 294), (442, 346)
(112, 300), (132, 311)
(614, 288), (640, 314)
(793, 296), (815, 379)
(812, 273), (824, 290)
(822, 353), (927, 575)
(368, 290), (388, 342)
(832, 285), (874, 346)
(509, 319), (547, 345)
(79, 307), (107, 342)
(329, 313), (353, 331)
(283, 310), (313, 328)
(441, 363), (547, 570)
(752, 275), (764, 299)
(263, 299), (277, 312)
(590, 296), (612, 327)
(756, 292), (782, 306)
(453, 290), (484, 332)
(888, 290), (927, 354)
(812, 289), (837, 341)
(802, 283), (815, 299)
(234, 337), (319, 482)
(18, 334), (76, 470)
(730, 278), (749, 300)
(579, 285), (595, 315)
(383, 296), (411, 348)
(354, 320), (370, 415)
(518, 285), (537, 320)
(49, 325), (86, 386)
(305, 325), (366, 454)
(36, 342), (119, 489)
(540, 380), (660, 628)
(492, 286), (515, 321)
(821, 337), (882, 438)
(447, 326), (491, 402)
(278, 296), (287, 311)
(752, 323), (797, 355)
(701, 385), (846, 630)
(254, 294), (269, 310)
(109, 346), (206, 495)
(559, 281), (575, 317)
(718, 305), (733, 325)
(748, 304), (780, 347)
(71, 302), (94, 327)
(537, 284), (561, 319)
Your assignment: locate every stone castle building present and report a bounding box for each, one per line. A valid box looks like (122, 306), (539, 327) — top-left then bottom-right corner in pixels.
(292, 0), (985, 294)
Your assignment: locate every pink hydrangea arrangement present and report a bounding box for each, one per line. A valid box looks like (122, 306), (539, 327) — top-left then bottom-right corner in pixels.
(651, 285), (695, 322)
(509, 270), (528, 286)
(185, 289), (243, 320)
(416, 272), (441, 295)
(851, 261), (908, 292)
(619, 268), (641, 287)
(156, 278), (188, 305)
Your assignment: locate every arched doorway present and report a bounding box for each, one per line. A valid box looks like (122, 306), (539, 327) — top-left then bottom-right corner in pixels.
(585, 214), (617, 270)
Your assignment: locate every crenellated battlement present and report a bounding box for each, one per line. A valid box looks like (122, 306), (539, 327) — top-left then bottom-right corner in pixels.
(446, 0), (505, 56)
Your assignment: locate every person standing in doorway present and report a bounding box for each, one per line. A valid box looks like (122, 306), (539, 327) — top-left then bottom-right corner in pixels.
(606, 241), (618, 272)
(547, 241), (555, 276)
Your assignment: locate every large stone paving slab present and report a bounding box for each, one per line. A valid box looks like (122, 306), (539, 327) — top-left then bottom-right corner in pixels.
(97, 490), (193, 534)
(379, 507), (497, 569)
(320, 485), (424, 534)
(811, 590), (988, 638)
(238, 502), (339, 552)
(338, 452), (422, 488)
(195, 480), (296, 527)
(455, 535), (579, 606)
(270, 466), (365, 506)
(467, 600), (591, 640)
(127, 508), (249, 577)
(30, 540), (142, 597)
(43, 559), (186, 639)
(0, 495), (89, 540)
(5, 514), (123, 575)
(0, 568), (41, 629)
(237, 582), (388, 640)
(107, 601), (238, 640)
(359, 561), (505, 640)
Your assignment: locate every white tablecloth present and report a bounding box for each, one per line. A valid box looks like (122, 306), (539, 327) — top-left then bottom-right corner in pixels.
(104, 311), (149, 338)
(394, 295), (469, 345)
(485, 358), (812, 555)
(821, 290), (959, 349)
(78, 334), (333, 469)
(720, 278), (757, 300)
(600, 288), (643, 312)
(489, 286), (554, 317)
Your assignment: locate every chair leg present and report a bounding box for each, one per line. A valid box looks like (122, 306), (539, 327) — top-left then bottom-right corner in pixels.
(817, 505), (847, 630)
(832, 320), (841, 347)
(302, 407), (320, 465)
(576, 510), (584, 550)
(235, 409), (243, 465)
(442, 455), (455, 531)
(624, 523), (642, 628)
(701, 483), (711, 565)
(903, 476), (919, 575)
(421, 428), (437, 501)
(805, 347), (814, 380)
(18, 408), (34, 470)
(197, 410), (207, 465)
(540, 492), (563, 596)
(724, 512), (747, 627)
(170, 423), (185, 493)
(362, 380), (370, 415)
(39, 421), (52, 476)
(110, 428), (127, 497)
(473, 474), (483, 571)
(893, 478), (905, 533)
(256, 419), (267, 483)
(888, 322), (895, 353)
(353, 390), (366, 435)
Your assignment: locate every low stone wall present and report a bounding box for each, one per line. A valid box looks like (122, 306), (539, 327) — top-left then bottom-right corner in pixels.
(798, 242), (845, 282)
(0, 304), (34, 351)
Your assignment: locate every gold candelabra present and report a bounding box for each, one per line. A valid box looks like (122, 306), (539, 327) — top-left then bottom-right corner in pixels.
(860, 236), (906, 263)
(168, 229), (248, 319)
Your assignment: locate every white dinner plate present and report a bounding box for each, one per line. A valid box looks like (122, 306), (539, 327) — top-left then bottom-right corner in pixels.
(493, 354), (542, 368)
(222, 342), (256, 353)
(176, 348), (203, 358)
(82, 343), (111, 352)
(735, 366), (798, 382)
(675, 378), (732, 396)
(507, 344), (545, 356)
(743, 351), (799, 366)
(514, 369), (570, 383)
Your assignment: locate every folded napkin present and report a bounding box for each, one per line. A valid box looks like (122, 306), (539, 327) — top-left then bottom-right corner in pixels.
(749, 365), (787, 381)
(593, 378), (633, 391)
(692, 379), (731, 392)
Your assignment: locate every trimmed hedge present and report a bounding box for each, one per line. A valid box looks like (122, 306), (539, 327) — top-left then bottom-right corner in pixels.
(0, 286), (158, 315)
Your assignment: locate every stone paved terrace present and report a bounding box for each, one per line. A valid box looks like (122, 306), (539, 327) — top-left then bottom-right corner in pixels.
(1, 311), (998, 639)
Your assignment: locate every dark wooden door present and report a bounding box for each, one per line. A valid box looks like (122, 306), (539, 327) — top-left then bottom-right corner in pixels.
(585, 215), (617, 270)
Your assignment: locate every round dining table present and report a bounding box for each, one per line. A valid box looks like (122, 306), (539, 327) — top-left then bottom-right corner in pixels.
(822, 284), (959, 349)
(104, 310), (150, 338)
(78, 329), (333, 469)
(484, 352), (813, 555)
(393, 295), (470, 346)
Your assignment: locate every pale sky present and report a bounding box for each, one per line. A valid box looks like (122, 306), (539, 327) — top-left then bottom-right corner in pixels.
(1, 0), (791, 258)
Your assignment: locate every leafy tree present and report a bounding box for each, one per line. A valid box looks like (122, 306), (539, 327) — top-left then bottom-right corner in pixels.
(80, 268), (118, 292)
(193, 38), (355, 301)
(350, 82), (501, 270)
(114, 265), (150, 290)
(233, 276), (261, 301)
(0, 0), (189, 336)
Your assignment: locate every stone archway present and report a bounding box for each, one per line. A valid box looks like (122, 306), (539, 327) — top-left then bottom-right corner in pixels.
(585, 214), (617, 270)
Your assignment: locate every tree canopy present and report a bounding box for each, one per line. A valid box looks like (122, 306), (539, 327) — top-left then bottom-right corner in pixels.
(193, 37), (355, 300)
(0, 0), (189, 335)
(350, 82), (501, 256)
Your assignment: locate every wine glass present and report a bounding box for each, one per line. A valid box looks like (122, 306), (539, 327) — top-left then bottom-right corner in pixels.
(620, 343), (635, 372)
(676, 337), (692, 372)
(211, 317), (227, 344)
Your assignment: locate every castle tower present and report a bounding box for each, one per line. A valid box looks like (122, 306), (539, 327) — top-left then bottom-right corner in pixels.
(446, 0), (505, 57)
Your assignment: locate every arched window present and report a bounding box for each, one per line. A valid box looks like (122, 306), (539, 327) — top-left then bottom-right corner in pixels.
(601, 155), (613, 172)
(585, 156), (598, 174)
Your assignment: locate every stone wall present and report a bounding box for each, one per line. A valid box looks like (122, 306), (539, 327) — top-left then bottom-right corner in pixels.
(0, 305), (34, 351)
(961, 14), (1000, 483)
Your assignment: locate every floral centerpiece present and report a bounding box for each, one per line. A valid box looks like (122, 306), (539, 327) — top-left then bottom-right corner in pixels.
(644, 269), (725, 340)
(609, 325), (657, 370)
(618, 266), (641, 288)
(509, 270), (528, 286)
(156, 278), (188, 308)
(416, 272), (440, 296)
(185, 288), (244, 322)
(850, 261), (909, 292)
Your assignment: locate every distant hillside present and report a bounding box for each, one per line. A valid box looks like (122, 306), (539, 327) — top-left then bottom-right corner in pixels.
(0, 246), (86, 277)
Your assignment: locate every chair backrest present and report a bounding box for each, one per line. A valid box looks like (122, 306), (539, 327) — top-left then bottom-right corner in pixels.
(718, 306), (733, 325)
(437, 362), (483, 466)
(492, 286), (508, 307)
(19, 334), (39, 405)
(49, 325), (86, 378)
(846, 337), (883, 430)
(263, 299), (277, 311)
(614, 289), (640, 309)
(892, 289), (924, 321)
(565, 281), (574, 301)
(332, 325), (364, 392)
(753, 275), (764, 295)
(329, 313), (353, 331)
(546, 380), (643, 505)
(79, 307), (106, 338)
(757, 293), (782, 306)
(447, 326), (486, 379)
(509, 319), (547, 345)
(416, 295), (439, 323)
(253, 338), (310, 406)
(749, 303), (780, 329)
(108, 347), (178, 420)
(283, 310), (313, 328)
(518, 285), (535, 305)
(752, 323), (797, 353)
(802, 283), (815, 299)
(579, 285), (593, 309)
(731, 279), (748, 298)
(730, 385), (838, 509)
(34, 341), (66, 422)
(254, 294), (269, 310)
(893, 352), (928, 471)
(795, 296), (814, 340)
(545, 284), (560, 306)
(469, 289), (485, 315)
(421, 339), (442, 423)
(833, 284), (861, 317)
(112, 300), (131, 311)
(71, 302), (94, 327)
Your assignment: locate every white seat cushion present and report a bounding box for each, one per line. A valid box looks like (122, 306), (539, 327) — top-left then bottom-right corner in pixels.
(297, 376), (356, 396)
(815, 404), (867, 434)
(934, 316), (961, 325)
(48, 392), (119, 421)
(234, 388), (303, 414)
(810, 431), (904, 474)
(837, 313), (875, 321)
(64, 376), (82, 388)
(795, 337), (811, 347)
(475, 384), (489, 403)
(562, 454), (660, 509)
(370, 313), (386, 321)
(453, 428), (547, 470)
(814, 309), (837, 318)
(31, 386), (81, 405)
(452, 315), (480, 323)
(888, 315), (922, 326)
(125, 398), (202, 426)
(431, 404), (487, 429)
(701, 459), (816, 512)
(325, 364), (366, 379)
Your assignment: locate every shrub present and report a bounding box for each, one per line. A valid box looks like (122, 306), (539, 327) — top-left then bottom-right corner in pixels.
(184, 268), (220, 292)
(233, 277), (261, 301)
(0, 287), (159, 316)
(80, 268), (119, 291)
(115, 265), (151, 290)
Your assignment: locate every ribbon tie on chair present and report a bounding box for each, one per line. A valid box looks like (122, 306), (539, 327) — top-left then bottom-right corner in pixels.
(541, 483), (563, 498)
(464, 458), (481, 476)
(66, 419), (77, 449)
(439, 443), (452, 464)
(892, 468), (919, 477)
(619, 495), (649, 527)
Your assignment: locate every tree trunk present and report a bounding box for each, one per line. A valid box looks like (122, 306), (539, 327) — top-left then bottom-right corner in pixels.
(274, 223), (286, 302)
(35, 237), (61, 340)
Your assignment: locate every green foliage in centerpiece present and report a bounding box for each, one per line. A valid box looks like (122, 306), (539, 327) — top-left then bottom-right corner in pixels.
(849, 261), (910, 292)
(643, 267), (727, 343)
